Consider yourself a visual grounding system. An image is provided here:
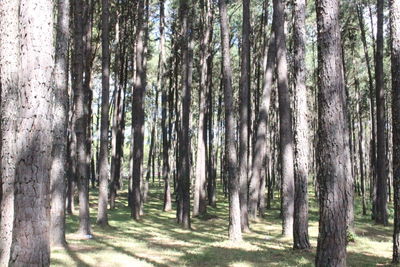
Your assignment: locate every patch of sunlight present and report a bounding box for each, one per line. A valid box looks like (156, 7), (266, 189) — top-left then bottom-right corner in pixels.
(229, 261), (254, 267)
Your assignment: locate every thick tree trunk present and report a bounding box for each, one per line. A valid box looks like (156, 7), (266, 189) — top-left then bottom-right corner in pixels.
(274, 0), (295, 237)
(391, 0), (400, 262)
(375, 0), (388, 225)
(315, 0), (348, 265)
(292, 0), (310, 250)
(0, 0), (54, 264)
(50, 0), (70, 247)
(219, 0), (242, 241)
(97, 0), (110, 226)
(0, 1), (20, 264)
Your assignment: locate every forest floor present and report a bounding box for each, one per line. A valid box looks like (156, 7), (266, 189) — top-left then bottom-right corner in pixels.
(51, 185), (394, 267)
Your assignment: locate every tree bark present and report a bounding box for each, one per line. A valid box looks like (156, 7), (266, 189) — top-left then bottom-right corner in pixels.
(293, 0), (310, 249)
(219, 0), (242, 241)
(375, 0), (388, 225)
(97, 0), (110, 226)
(274, 0), (295, 237)
(131, 0), (146, 221)
(177, 0), (193, 229)
(249, 18), (276, 219)
(0, 1), (20, 263)
(1, 0), (54, 264)
(50, 0), (70, 247)
(391, 0), (400, 262)
(315, 0), (348, 265)
(72, 0), (92, 236)
(194, 0), (212, 217)
(238, 0), (250, 232)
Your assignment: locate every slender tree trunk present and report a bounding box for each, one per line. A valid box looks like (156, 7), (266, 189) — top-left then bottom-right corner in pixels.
(50, 0), (70, 247)
(274, 0), (295, 237)
(293, 0), (310, 249)
(219, 0), (242, 241)
(177, 0), (193, 229)
(238, 0), (250, 232)
(131, 0), (146, 221)
(357, 78), (367, 216)
(390, 0), (400, 262)
(249, 17), (276, 219)
(161, 1), (172, 211)
(73, 0), (92, 237)
(194, 0), (212, 217)
(375, 0), (388, 225)
(97, 0), (110, 226)
(315, 0), (348, 265)
(356, 4), (377, 216)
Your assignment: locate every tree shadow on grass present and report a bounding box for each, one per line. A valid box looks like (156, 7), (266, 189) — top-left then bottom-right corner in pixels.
(347, 251), (392, 267)
(94, 237), (172, 267)
(64, 244), (91, 267)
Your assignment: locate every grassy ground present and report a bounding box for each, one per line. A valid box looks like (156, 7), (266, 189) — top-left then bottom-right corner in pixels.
(51, 185), (395, 267)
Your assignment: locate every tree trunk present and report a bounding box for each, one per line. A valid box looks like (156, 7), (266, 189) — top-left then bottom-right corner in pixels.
(161, 0), (172, 211)
(249, 16), (276, 219)
(97, 0), (110, 226)
(0, 1), (20, 263)
(194, 0), (212, 217)
(238, 0), (250, 232)
(219, 0), (242, 241)
(315, 0), (348, 265)
(50, 0), (70, 247)
(72, 0), (92, 237)
(274, 0), (295, 237)
(131, 0), (146, 221)
(356, 4), (377, 217)
(375, 0), (388, 225)
(391, 0), (400, 262)
(356, 78), (367, 216)
(0, 0), (54, 264)
(293, 0), (310, 250)
(177, 0), (193, 229)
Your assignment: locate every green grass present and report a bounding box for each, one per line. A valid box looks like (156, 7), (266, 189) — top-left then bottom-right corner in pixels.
(51, 186), (395, 267)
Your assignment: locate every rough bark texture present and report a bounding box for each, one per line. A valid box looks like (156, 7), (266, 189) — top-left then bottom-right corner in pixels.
(239, 0), (250, 232)
(50, 0), (70, 247)
(97, 0), (110, 226)
(249, 21), (276, 219)
(0, 1), (20, 264)
(72, 0), (92, 236)
(274, 0), (295, 237)
(219, 0), (242, 241)
(177, 0), (193, 229)
(293, 0), (310, 250)
(315, 0), (348, 265)
(1, 0), (54, 265)
(391, 0), (400, 262)
(375, 0), (388, 226)
(131, 0), (146, 221)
